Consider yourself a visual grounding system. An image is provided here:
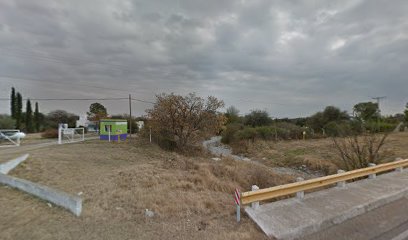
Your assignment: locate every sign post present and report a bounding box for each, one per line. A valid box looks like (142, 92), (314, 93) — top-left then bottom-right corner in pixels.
(234, 188), (241, 223)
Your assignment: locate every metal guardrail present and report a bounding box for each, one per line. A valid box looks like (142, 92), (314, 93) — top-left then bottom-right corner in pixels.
(241, 158), (408, 205)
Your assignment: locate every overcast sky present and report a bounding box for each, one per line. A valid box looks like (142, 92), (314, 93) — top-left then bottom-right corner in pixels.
(0, 0), (407, 118)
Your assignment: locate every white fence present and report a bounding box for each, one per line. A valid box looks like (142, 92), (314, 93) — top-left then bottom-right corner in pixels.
(58, 124), (85, 144)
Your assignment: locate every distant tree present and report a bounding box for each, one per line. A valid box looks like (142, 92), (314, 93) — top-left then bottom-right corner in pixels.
(322, 106), (349, 123)
(353, 102), (380, 122)
(225, 106), (241, 124)
(244, 109), (271, 127)
(0, 114), (15, 129)
(87, 102), (108, 122)
(10, 87), (16, 118)
(307, 106), (349, 134)
(15, 92), (23, 129)
(147, 93), (225, 149)
(46, 110), (78, 128)
(25, 99), (33, 132)
(404, 103), (408, 123)
(34, 102), (41, 132)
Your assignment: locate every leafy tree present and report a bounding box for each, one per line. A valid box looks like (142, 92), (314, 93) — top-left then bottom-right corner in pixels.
(353, 102), (380, 121)
(15, 92), (23, 129)
(46, 110), (78, 128)
(307, 106), (349, 133)
(225, 106), (241, 124)
(87, 102), (108, 122)
(244, 109), (271, 127)
(34, 102), (40, 132)
(25, 99), (33, 132)
(10, 87), (16, 118)
(147, 93), (225, 149)
(0, 114), (15, 129)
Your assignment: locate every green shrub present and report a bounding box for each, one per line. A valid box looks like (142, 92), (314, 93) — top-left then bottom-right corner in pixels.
(234, 127), (257, 142)
(255, 126), (275, 140)
(221, 123), (243, 144)
(365, 121), (397, 133)
(275, 122), (304, 140)
(324, 121), (353, 137)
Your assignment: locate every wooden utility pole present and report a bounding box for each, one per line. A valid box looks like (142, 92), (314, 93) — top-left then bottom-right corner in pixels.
(129, 94), (132, 140)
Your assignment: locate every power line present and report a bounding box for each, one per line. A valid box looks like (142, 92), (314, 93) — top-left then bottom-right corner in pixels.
(131, 98), (155, 104)
(0, 96), (155, 104)
(0, 74), (142, 94)
(0, 47), (137, 72)
(0, 97), (128, 101)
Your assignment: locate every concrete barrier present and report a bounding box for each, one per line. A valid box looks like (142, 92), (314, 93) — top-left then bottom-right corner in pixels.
(0, 173), (82, 216)
(0, 154), (30, 174)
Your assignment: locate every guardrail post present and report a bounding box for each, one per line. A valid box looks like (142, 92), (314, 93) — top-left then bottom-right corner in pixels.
(395, 158), (404, 172)
(251, 185), (260, 209)
(368, 163), (376, 179)
(336, 170), (346, 188)
(296, 177), (304, 199)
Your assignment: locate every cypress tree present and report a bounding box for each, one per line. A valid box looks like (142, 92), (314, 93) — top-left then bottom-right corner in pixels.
(10, 87), (16, 118)
(34, 102), (40, 132)
(25, 99), (33, 132)
(16, 92), (23, 129)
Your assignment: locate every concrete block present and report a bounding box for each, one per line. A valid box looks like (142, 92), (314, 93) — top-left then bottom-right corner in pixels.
(0, 154), (29, 174)
(395, 158), (404, 172)
(251, 185), (260, 209)
(0, 173), (82, 216)
(368, 163), (376, 179)
(296, 177), (305, 199)
(337, 170), (346, 188)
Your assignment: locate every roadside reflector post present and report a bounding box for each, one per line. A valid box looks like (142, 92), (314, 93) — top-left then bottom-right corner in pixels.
(296, 177), (305, 199)
(336, 170), (346, 188)
(368, 163), (377, 179)
(236, 204), (240, 223)
(234, 188), (241, 223)
(395, 158), (403, 172)
(251, 185), (260, 209)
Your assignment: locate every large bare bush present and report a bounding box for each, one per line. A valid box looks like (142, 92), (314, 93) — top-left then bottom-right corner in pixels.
(147, 93), (225, 150)
(332, 133), (388, 170)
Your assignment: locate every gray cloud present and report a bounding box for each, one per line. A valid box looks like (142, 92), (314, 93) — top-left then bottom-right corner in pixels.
(0, 0), (407, 118)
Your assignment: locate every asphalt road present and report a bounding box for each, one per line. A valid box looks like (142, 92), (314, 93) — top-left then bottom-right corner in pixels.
(303, 197), (408, 240)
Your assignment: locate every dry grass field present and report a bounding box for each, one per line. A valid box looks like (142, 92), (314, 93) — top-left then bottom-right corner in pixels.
(1, 132), (407, 239)
(233, 132), (408, 175)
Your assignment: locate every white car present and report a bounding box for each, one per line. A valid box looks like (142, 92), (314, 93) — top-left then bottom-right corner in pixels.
(0, 131), (26, 140)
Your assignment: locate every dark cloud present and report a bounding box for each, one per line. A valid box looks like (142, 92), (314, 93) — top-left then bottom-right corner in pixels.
(0, 0), (407, 118)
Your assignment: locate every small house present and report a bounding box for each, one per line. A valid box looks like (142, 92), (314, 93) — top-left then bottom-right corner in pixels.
(99, 119), (128, 142)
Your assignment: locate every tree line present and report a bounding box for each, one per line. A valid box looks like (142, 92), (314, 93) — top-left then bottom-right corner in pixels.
(136, 92), (408, 152)
(6, 87), (42, 132)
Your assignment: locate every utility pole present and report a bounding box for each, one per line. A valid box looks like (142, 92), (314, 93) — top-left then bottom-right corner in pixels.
(129, 94), (132, 140)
